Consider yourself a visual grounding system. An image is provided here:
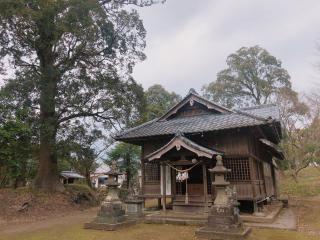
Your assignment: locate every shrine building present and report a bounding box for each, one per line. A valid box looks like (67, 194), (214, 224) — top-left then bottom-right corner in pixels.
(115, 89), (283, 213)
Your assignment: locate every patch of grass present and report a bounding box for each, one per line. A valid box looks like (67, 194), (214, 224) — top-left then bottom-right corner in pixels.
(2, 223), (319, 240)
(298, 203), (320, 231)
(280, 167), (320, 197)
(248, 228), (318, 240)
(0, 224), (197, 240)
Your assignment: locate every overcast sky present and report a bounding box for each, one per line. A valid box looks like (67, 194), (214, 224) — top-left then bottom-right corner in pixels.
(133, 0), (320, 96)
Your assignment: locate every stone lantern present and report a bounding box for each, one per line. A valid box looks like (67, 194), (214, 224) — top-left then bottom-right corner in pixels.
(195, 155), (251, 240)
(97, 162), (124, 219)
(85, 162), (136, 231)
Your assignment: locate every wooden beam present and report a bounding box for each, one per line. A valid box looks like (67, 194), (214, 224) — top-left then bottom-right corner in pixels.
(256, 126), (268, 140)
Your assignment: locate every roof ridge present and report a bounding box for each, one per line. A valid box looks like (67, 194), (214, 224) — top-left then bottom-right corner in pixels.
(157, 112), (232, 123)
(239, 103), (277, 111)
(234, 109), (269, 122)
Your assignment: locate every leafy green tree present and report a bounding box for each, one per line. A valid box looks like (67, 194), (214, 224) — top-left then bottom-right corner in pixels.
(276, 88), (309, 171)
(0, 0), (158, 191)
(144, 84), (181, 120)
(106, 142), (141, 189)
(57, 126), (110, 187)
(0, 119), (36, 188)
(105, 86), (180, 191)
(281, 120), (320, 182)
(202, 46), (292, 108)
(276, 88), (320, 181)
(63, 144), (97, 187)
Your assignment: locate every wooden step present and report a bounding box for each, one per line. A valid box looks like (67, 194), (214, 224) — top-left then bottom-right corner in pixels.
(173, 199), (213, 204)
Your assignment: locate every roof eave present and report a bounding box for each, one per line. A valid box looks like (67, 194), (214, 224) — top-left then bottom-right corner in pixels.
(145, 133), (223, 161)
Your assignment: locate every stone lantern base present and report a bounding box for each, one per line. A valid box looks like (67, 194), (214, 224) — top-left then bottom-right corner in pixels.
(195, 155), (251, 240)
(195, 204), (251, 240)
(84, 200), (136, 231)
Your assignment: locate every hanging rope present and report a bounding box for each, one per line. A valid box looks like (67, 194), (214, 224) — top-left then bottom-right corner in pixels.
(165, 160), (202, 173)
(165, 160), (202, 204)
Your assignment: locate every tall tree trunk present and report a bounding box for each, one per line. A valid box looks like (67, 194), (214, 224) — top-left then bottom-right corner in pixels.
(34, 79), (62, 191)
(0, 166), (7, 188)
(34, 33), (63, 191)
(85, 169), (92, 188)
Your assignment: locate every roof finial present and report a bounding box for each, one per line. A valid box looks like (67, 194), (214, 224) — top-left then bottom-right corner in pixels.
(188, 88), (198, 95)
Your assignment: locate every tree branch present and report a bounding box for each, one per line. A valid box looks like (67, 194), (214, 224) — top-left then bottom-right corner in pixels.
(58, 111), (116, 124)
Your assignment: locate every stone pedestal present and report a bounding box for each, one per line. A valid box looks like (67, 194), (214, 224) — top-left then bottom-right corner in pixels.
(196, 203), (251, 240)
(125, 199), (144, 218)
(84, 200), (136, 231)
(84, 163), (136, 231)
(195, 155), (251, 240)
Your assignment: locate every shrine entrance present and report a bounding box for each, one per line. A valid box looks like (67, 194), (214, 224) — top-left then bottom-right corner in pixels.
(145, 133), (222, 213)
(175, 164), (203, 196)
(166, 159), (213, 213)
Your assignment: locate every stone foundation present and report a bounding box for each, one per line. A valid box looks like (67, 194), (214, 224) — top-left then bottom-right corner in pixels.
(195, 226), (251, 240)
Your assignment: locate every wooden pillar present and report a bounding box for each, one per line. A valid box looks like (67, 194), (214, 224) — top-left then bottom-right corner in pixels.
(171, 168), (176, 203)
(202, 162), (208, 212)
(141, 148), (146, 208)
(161, 163), (167, 211)
(271, 164), (279, 199)
(249, 157), (258, 213)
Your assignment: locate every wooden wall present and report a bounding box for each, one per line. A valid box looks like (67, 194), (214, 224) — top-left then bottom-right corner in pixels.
(141, 127), (277, 201)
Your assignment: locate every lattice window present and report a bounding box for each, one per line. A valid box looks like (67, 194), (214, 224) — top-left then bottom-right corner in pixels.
(223, 157), (251, 181)
(144, 162), (160, 182)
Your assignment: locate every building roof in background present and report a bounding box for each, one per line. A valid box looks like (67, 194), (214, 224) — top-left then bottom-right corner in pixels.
(94, 163), (110, 174)
(60, 171), (85, 179)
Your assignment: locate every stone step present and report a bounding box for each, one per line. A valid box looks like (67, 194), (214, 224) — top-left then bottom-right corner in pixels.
(172, 202), (211, 207)
(145, 213), (207, 225)
(145, 217), (207, 226)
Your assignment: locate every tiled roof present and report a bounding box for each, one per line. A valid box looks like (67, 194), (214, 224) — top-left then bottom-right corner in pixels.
(115, 104), (280, 141)
(60, 171), (85, 179)
(239, 104), (280, 120)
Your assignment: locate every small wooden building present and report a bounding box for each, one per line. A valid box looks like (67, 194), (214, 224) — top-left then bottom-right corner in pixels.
(115, 89), (283, 212)
(60, 171), (85, 185)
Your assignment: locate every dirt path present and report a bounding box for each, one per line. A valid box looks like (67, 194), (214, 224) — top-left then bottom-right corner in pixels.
(0, 207), (98, 235)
